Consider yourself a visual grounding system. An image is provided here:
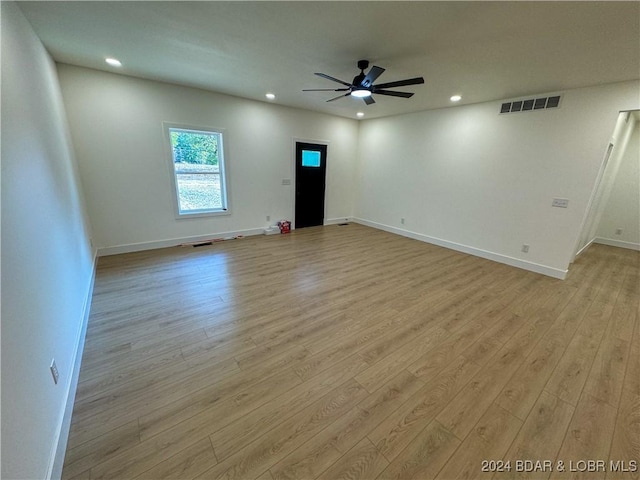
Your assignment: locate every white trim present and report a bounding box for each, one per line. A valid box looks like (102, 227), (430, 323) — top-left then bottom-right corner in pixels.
(352, 217), (568, 280)
(572, 141), (616, 261)
(594, 237), (640, 251)
(324, 217), (353, 225)
(97, 227), (265, 256)
(574, 238), (596, 259)
(47, 251), (98, 480)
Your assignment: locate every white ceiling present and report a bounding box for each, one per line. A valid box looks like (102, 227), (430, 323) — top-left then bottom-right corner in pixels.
(18, 1), (640, 120)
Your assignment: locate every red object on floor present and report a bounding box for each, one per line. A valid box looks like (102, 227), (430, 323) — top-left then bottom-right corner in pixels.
(278, 220), (291, 234)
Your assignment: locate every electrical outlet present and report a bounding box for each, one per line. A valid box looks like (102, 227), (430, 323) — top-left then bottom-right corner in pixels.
(50, 359), (59, 385)
(615, 228), (623, 235)
(281, 179), (291, 185)
(266, 215), (271, 222)
(552, 198), (569, 208)
(521, 244), (530, 253)
(401, 218), (405, 225)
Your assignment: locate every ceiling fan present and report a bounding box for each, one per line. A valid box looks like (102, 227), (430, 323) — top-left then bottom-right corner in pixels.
(303, 60), (424, 105)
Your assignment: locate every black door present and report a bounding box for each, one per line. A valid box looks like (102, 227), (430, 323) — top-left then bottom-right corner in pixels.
(295, 142), (327, 228)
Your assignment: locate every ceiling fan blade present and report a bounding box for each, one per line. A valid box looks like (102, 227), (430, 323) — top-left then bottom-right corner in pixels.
(361, 66), (385, 87)
(373, 77), (425, 89)
(303, 88), (350, 92)
(327, 92), (351, 102)
(315, 72), (352, 87)
(374, 90), (414, 98)
(363, 95), (375, 105)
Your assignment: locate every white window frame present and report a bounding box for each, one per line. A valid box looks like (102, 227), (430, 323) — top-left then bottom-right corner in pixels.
(164, 123), (230, 218)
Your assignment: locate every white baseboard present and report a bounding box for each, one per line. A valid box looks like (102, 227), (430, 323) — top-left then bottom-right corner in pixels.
(47, 251), (97, 480)
(98, 220), (359, 255)
(97, 227), (266, 256)
(324, 216), (353, 226)
(352, 217), (567, 280)
(594, 237), (640, 251)
(574, 238), (596, 260)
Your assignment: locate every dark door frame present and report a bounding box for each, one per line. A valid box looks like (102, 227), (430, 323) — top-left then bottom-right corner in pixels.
(292, 138), (329, 230)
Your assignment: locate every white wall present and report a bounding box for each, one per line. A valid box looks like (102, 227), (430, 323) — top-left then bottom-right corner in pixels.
(596, 115), (640, 248)
(1, 3), (95, 479)
(354, 81), (640, 278)
(56, 65), (359, 254)
(575, 111), (633, 254)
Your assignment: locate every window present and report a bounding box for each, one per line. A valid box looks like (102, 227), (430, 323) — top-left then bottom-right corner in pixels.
(301, 149), (321, 167)
(166, 125), (228, 216)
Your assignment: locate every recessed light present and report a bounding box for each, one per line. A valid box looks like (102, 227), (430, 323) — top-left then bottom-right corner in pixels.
(265, 93), (276, 100)
(105, 58), (122, 67)
(356, 112), (364, 118)
(450, 95), (462, 102)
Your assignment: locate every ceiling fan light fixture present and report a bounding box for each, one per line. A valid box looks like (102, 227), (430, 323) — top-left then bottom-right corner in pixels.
(351, 89), (372, 98)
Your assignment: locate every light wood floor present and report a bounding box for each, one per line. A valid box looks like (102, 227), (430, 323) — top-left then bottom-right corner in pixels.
(63, 224), (639, 480)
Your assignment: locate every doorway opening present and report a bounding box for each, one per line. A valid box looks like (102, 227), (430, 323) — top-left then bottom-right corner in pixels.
(574, 110), (640, 259)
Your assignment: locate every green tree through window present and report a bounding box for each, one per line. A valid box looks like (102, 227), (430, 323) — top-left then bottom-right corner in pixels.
(170, 131), (219, 166)
(167, 126), (228, 215)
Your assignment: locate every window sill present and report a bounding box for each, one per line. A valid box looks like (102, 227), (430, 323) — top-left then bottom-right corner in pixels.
(176, 209), (231, 220)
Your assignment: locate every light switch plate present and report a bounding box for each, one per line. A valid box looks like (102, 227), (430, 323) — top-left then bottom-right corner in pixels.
(552, 198), (569, 208)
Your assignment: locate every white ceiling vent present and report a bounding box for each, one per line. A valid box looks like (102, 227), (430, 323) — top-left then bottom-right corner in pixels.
(500, 95), (561, 114)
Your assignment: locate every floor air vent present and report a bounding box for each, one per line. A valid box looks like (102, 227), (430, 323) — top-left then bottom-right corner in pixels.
(500, 95), (561, 114)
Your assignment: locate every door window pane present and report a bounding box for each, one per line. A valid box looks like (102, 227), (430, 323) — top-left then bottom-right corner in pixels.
(301, 150), (321, 167)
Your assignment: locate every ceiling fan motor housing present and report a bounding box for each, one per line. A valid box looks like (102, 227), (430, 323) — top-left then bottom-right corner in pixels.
(353, 73), (367, 88)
